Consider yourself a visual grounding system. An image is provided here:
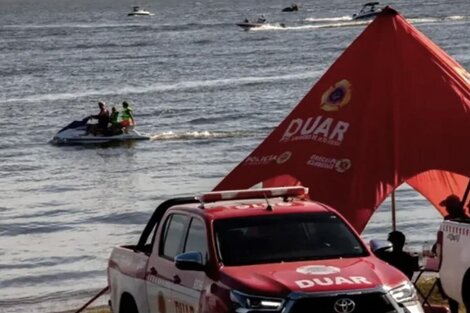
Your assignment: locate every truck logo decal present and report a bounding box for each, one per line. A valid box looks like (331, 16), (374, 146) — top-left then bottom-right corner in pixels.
(447, 233), (460, 242)
(295, 276), (372, 289)
(296, 265), (340, 275)
(334, 298), (356, 313)
(174, 301), (195, 313)
(193, 279), (204, 291)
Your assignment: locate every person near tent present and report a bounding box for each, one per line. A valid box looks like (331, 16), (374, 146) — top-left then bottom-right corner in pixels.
(433, 194), (468, 313)
(433, 195), (468, 255)
(86, 101), (109, 135)
(439, 194), (470, 220)
(120, 101), (135, 133)
(377, 230), (418, 279)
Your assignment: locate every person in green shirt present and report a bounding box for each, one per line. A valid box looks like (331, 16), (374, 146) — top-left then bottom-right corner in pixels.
(110, 106), (120, 126)
(120, 101), (135, 133)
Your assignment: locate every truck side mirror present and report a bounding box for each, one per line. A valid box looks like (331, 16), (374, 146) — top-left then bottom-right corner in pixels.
(175, 251), (205, 271)
(369, 239), (392, 253)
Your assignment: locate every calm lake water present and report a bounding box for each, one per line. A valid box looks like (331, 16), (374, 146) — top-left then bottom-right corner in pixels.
(0, 0), (469, 312)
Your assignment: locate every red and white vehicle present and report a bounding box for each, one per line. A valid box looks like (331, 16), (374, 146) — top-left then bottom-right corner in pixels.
(437, 219), (470, 310)
(107, 187), (423, 313)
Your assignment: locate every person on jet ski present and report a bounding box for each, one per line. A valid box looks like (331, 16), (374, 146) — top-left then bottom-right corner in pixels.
(107, 106), (122, 135)
(109, 106), (120, 127)
(87, 101), (110, 135)
(257, 15), (266, 23)
(120, 101), (135, 133)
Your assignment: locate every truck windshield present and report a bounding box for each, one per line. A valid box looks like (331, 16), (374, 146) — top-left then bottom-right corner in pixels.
(214, 213), (367, 266)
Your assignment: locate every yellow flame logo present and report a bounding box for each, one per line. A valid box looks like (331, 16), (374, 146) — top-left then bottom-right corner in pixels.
(320, 79), (352, 112)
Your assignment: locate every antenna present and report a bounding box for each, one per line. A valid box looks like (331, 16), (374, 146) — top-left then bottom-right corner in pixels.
(264, 193), (273, 211)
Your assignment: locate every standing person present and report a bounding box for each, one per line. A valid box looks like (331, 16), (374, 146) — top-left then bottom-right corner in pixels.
(438, 194), (468, 313)
(120, 101), (135, 132)
(87, 101), (109, 135)
(440, 194), (469, 220)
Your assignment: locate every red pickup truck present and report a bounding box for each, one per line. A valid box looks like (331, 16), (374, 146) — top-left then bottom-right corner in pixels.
(107, 187), (424, 313)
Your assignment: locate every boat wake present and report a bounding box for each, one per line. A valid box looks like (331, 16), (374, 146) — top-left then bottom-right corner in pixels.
(251, 20), (369, 31)
(304, 16), (352, 22)
(149, 130), (251, 141)
(267, 14), (470, 32)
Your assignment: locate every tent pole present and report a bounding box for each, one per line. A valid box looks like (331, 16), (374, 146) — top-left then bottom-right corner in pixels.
(391, 190), (397, 231)
(461, 179), (470, 207)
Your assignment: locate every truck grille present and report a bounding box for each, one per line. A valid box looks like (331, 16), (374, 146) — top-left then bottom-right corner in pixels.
(287, 292), (397, 313)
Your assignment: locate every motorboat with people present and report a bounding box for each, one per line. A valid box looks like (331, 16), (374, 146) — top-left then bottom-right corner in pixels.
(352, 2), (382, 20)
(51, 117), (150, 145)
(282, 3), (299, 12)
(127, 6), (153, 16)
(236, 16), (286, 31)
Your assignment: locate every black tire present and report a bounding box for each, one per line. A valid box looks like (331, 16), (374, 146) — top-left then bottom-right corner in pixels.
(119, 293), (139, 313)
(463, 269), (470, 311)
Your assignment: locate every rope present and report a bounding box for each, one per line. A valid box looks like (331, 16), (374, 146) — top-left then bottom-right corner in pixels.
(73, 286), (110, 313)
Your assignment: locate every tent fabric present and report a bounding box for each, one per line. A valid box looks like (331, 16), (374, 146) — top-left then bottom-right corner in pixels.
(214, 7), (470, 232)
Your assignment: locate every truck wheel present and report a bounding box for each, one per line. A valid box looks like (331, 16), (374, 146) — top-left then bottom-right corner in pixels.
(463, 269), (470, 311)
(119, 293), (139, 313)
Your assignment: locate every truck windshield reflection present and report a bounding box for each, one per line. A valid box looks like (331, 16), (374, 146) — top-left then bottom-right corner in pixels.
(215, 213), (367, 266)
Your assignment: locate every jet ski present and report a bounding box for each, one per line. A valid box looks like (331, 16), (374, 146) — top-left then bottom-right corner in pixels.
(282, 4), (299, 12)
(52, 117), (150, 145)
(237, 17), (286, 31)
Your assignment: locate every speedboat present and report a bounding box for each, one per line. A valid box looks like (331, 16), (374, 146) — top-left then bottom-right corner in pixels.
(52, 118), (150, 145)
(128, 6), (153, 16)
(352, 2), (382, 20)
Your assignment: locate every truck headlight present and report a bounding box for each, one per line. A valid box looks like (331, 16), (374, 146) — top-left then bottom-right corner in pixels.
(388, 282), (424, 312)
(230, 290), (284, 312)
(388, 282), (417, 303)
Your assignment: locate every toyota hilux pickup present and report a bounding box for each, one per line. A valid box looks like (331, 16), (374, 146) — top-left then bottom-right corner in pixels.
(107, 186), (424, 313)
(437, 218), (470, 310)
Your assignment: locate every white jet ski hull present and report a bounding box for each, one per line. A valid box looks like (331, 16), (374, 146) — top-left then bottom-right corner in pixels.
(52, 119), (150, 145)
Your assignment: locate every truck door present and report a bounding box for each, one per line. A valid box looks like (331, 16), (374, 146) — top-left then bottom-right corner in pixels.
(146, 213), (190, 313)
(172, 217), (208, 313)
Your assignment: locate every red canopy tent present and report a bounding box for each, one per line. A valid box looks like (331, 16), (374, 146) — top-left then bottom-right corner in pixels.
(214, 7), (470, 232)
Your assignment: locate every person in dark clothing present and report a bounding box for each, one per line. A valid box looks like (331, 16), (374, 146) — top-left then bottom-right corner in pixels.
(440, 194), (470, 220)
(379, 231), (418, 280)
(437, 194), (467, 313)
(87, 101), (110, 135)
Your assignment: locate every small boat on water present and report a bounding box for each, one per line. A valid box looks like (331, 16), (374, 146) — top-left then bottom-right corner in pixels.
(282, 4), (299, 12)
(52, 118), (150, 145)
(128, 6), (153, 16)
(352, 2), (382, 20)
(237, 16), (286, 31)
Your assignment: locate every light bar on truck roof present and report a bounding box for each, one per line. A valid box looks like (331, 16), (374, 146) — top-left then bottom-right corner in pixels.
(198, 186), (309, 204)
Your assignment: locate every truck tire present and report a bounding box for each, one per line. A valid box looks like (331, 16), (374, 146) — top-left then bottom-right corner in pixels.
(463, 269), (470, 311)
(119, 293), (139, 313)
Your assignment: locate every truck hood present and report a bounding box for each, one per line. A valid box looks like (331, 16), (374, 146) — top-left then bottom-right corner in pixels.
(220, 257), (406, 296)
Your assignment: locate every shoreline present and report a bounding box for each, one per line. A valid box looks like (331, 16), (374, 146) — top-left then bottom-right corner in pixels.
(62, 306), (109, 313)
